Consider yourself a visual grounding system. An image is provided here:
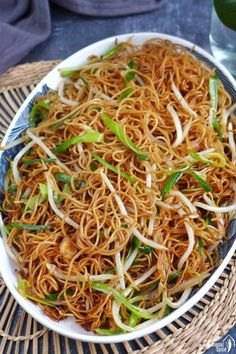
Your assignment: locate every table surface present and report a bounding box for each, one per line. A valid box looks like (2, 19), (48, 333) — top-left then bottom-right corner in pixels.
(20, 0), (235, 353)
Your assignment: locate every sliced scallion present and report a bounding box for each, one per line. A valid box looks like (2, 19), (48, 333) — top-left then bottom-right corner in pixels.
(92, 153), (136, 184)
(11, 223), (51, 231)
(101, 114), (148, 161)
(161, 172), (183, 196)
(188, 169), (212, 192)
(29, 102), (51, 128)
(209, 75), (222, 140)
(101, 43), (125, 60)
(119, 88), (135, 101)
(54, 129), (104, 153)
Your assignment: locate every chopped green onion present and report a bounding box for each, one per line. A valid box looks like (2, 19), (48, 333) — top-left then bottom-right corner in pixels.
(161, 172), (183, 196)
(92, 153), (136, 184)
(148, 280), (160, 291)
(129, 313), (139, 327)
(118, 88), (135, 101)
(23, 158), (56, 165)
(29, 102), (51, 128)
(92, 282), (153, 319)
(101, 43), (125, 60)
(55, 172), (72, 184)
(25, 194), (44, 211)
(209, 75), (222, 140)
(39, 183), (48, 199)
(51, 107), (80, 130)
(8, 184), (17, 195)
(138, 245), (153, 254)
(90, 163), (97, 171)
(132, 236), (141, 248)
(167, 270), (182, 284)
(125, 72), (136, 85)
(95, 328), (123, 335)
(80, 73), (88, 88)
(205, 216), (212, 225)
(188, 169), (212, 192)
(198, 238), (205, 255)
(46, 293), (58, 300)
(11, 223), (51, 231)
(124, 60), (137, 84)
(188, 150), (226, 168)
(59, 69), (77, 78)
(17, 278), (55, 307)
(104, 268), (115, 274)
(101, 114), (148, 161)
(163, 304), (172, 317)
(132, 236), (153, 254)
(54, 129), (104, 153)
(128, 60), (136, 69)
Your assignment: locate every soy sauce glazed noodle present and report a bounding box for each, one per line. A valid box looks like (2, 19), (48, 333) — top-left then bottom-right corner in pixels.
(1, 39), (236, 334)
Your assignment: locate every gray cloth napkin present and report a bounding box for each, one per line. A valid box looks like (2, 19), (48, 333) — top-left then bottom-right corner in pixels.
(0, 0), (163, 75)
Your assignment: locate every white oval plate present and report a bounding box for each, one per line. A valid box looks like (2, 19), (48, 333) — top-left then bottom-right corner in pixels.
(0, 33), (236, 344)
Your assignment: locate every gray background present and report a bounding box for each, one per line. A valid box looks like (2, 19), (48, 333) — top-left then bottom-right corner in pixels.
(19, 0), (235, 353)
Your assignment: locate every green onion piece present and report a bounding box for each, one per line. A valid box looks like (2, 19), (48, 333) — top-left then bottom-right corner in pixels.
(90, 163), (97, 171)
(101, 114), (148, 161)
(128, 60), (136, 69)
(23, 158), (56, 165)
(167, 270), (182, 284)
(8, 184), (17, 195)
(17, 278), (55, 307)
(188, 150), (226, 168)
(92, 282), (153, 319)
(119, 88), (135, 101)
(11, 223), (51, 231)
(198, 238), (205, 255)
(55, 172), (72, 184)
(29, 102), (51, 128)
(209, 75), (222, 140)
(125, 72), (136, 84)
(163, 305), (172, 317)
(124, 60), (137, 84)
(132, 235), (153, 253)
(54, 129), (104, 153)
(25, 194), (44, 211)
(92, 153), (136, 184)
(148, 280), (160, 291)
(101, 43), (125, 60)
(205, 216), (212, 225)
(80, 73), (88, 87)
(112, 288), (153, 319)
(188, 169), (212, 192)
(51, 107), (80, 130)
(59, 69), (76, 78)
(39, 183), (48, 198)
(46, 293), (58, 300)
(161, 172), (183, 196)
(104, 268), (115, 274)
(132, 236), (141, 248)
(129, 313), (139, 327)
(138, 245), (153, 254)
(95, 328), (122, 335)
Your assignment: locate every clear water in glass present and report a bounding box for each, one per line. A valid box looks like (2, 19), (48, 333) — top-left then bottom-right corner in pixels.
(209, 6), (236, 77)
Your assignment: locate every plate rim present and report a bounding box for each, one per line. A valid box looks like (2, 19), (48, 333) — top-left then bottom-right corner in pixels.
(0, 32), (236, 344)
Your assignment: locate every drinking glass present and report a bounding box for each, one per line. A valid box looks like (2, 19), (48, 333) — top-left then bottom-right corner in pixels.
(209, 5), (236, 76)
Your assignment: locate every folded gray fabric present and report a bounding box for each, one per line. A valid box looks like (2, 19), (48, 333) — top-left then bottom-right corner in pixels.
(0, 0), (51, 75)
(52, 0), (163, 17)
(0, 0), (163, 75)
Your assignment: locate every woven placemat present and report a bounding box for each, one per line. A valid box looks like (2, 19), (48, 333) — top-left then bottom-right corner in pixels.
(0, 61), (235, 354)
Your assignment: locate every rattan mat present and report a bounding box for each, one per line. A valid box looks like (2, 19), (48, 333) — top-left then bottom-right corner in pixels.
(0, 61), (235, 354)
